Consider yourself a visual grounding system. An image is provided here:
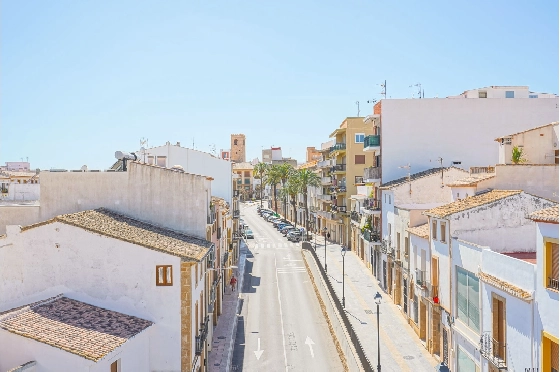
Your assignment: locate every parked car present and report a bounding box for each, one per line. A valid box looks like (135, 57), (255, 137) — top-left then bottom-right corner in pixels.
(244, 229), (254, 239)
(277, 223), (292, 231)
(287, 230), (302, 242)
(273, 220), (289, 228)
(281, 226), (296, 235)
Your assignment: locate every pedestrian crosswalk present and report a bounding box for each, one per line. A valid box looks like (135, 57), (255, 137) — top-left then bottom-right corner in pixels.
(251, 242), (302, 249)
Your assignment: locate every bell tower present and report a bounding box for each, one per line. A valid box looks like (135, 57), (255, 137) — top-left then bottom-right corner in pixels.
(230, 134), (246, 163)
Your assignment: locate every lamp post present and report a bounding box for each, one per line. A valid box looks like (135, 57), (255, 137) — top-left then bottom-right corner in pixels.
(374, 292), (382, 372)
(323, 226), (328, 273)
(341, 247), (347, 307)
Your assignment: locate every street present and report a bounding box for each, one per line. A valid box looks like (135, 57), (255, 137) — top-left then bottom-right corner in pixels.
(231, 202), (343, 372)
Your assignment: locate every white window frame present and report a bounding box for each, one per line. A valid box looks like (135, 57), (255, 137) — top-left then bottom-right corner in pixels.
(355, 133), (365, 143)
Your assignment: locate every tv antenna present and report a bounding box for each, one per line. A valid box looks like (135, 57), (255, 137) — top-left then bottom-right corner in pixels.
(209, 144), (217, 156)
(429, 157), (445, 187)
(409, 83), (422, 99)
(398, 163), (412, 195)
(356, 101), (360, 116)
(140, 137), (149, 148)
(378, 80), (387, 99)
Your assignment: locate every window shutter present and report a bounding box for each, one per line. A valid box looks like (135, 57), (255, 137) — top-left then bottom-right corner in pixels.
(552, 243), (559, 279)
(355, 155), (365, 164)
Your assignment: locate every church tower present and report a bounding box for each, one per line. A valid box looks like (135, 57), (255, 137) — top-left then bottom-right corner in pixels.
(230, 134), (246, 163)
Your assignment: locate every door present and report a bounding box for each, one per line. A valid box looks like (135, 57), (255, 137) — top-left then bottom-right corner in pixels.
(383, 261), (387, 289)
(403, 278), (408, 314)
(420, 301), (427, 341)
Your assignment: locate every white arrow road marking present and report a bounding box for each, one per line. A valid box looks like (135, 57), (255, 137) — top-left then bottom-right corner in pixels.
(254, 338), (264, 360)
(305, 336), (315, 358)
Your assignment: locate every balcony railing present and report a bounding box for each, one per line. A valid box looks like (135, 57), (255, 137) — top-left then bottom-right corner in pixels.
(195, 315), (210, 356)
(363, 166), (381, 181)
(548, 276), (559, 291)
(364, 135), (380, 149)
(317, 194), (331, 201)
(331, 164), (346, 172)
(331, 205), (347, 213)
(355, 176), (364, 184)
(363, 198), (381, 211)
(233, 190), (239, 197)
(330, 143), (346, 153)
(416, 269), (427, 287)
(480, 332), (507, 370)
(233, 210), (240, 219)
(351, 211), (361, 223)
(321, 177), (333, 185)
(317, 159), (332, 168)
(362, 229), (381, 242)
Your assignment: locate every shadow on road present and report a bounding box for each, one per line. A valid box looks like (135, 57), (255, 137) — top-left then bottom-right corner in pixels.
(241, 257), (260, 294)
(345, 309), (368, 325)
(231, 312), (245, 372)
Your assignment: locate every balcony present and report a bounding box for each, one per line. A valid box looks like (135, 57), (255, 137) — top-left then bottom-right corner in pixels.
(351, 211), (361, 223)
(330, 143), (346, 155)
(232, 231), (242, 239)
(480, 332), (507, 370)
(233, 190), (239, 197)
(331, 205), (347, 213)
(548, 276), (559, 291)
(317, 210), (339, 221)
(362, 229), (381, 243)
(426, 282), (440, 304)
(355, 176), (364, 184)
(363, 166), (381, 183)
(317, 194), (332, 201)
(317, 160), (332, 168)
(331, 164), (346, 173)
(415, 269), (427, 287)
(195, 315), (210, 356)
(321, 177), (333, 186)
(233, 210), (240, 219)
(363, 135), (380, 152)
(362, 198), (381, 214)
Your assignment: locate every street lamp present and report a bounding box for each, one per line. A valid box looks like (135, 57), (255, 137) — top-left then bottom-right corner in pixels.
(374, 292), (382, 372)
(341, 247), (347, 307)
(323, 227), (328, 273)
(434, 362), (450, 372)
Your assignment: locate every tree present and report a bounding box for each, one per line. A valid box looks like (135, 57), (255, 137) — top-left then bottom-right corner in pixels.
(265, 164), (282, 213)
(277, 163), (294, 218)
(296, 169), (321, 238)
(511, 146), (527, 164)
(253, 162), (268, 209)
(282, 172), (301, 226)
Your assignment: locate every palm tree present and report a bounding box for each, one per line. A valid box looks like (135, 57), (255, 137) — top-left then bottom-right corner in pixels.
(297, 169), (321, 238)
(277, 163), (294, 218)
(282, 173), (301, 226)
(265, 164), (282, 213)
(253, 162), (268, 208)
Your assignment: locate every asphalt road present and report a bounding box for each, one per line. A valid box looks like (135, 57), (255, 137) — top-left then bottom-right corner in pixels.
(231, 202), (343, 372)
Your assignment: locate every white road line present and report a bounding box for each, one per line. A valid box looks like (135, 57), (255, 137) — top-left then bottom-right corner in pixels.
(274, 253), (289, 372)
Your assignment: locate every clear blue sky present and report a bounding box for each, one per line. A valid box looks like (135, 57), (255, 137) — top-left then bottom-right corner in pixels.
(2, 0), (558, 170)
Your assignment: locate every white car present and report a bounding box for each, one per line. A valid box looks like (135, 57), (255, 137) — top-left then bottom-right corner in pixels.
(244, 229), (254, 239)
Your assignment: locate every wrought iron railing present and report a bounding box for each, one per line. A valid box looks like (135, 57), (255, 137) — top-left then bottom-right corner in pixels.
(233, 210), (240, 218)
(321, 177), (333, 185)
(351, 211), (360, 223)
(415, 269), (427, 287)
(548, 276), (559, 291)
(480, 332), (507, 370)
(330, 143), (346, 153)
(362, 229), (380, 242)
(195, 315), (210, 356)
(355, 176), (364, 184)
(364, 135), (380, 149)
(363, 198), (381, 211)
(331, 164), (346, 172)
(233, 190), (239, 197)
(331, 205), (347, 213)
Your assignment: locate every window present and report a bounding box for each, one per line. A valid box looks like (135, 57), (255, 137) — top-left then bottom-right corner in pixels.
(388, 195), (391, 204)
(456, 267), (480, 332)
(542, 332), (559, 372)
(440, 221), (446, 243)
(355, 155), (366, 164)
(156, 265), (173, 286)
(555, 150), (559, 165)
(544, 239), (559, 291)
(156, 156), (167, 167)
(457, 347), (477, 372)
(505, 91), (514, 98)
(147, 156), (154, 164)
(478, 91), (487, 98)
(405, 236), (409, 257)
(244, 171), (250, 177)
(110, 359), (120, 372)
(234, 139), (238, 145)
(529, 94), (538, 98)
(355, 133), (365, 143)
(244, 178), (250, 184)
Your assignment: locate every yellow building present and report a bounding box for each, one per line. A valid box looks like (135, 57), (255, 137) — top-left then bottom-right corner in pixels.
(317, 117), (374, 246)
(232, 162), (255, 200)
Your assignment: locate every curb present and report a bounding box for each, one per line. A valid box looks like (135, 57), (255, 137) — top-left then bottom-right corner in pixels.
(224, 239), (247, 372)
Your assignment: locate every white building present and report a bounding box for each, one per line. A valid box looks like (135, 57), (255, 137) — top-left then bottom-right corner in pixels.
(529, 205), (559, 372)
(137, 141), (233, 204)
(423, 190), (556, 372)
(368, 86), (558, 182)
(0, 208), (214, 372)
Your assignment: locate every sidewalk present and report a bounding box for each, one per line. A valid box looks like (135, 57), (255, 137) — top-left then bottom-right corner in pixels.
(207, 240), (247, 372)
(309, 233), (437, 372)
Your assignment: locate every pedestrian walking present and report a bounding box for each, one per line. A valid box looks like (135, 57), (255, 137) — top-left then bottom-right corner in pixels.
(327, 232), (331, 241)
(230, 275), (237, 292)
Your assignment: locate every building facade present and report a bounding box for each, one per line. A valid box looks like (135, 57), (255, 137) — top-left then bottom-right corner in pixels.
(230, 134), (246, 163)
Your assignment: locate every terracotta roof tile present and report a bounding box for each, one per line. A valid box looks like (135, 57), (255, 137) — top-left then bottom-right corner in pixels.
(22, 208), (213, 261)
(529, 205), (559, 224)
(406, 223), (429, 239)
(0, 296), (152, 362)
(446, 173), (495, 187)
(424, 190), (522, 218)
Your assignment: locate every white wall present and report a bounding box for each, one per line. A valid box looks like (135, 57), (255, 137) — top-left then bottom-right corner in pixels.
(450, 193), (556, 253)
(380, 97), (559, 182)
(498, 123), (558, 165)
(0, 222), (183, 371)
(0, 327), (150, 372)
(143, 143), (233, 205)
(5, 183), (40, 201)
(0, 206), (40, 235)
(494, 164), (559, 202)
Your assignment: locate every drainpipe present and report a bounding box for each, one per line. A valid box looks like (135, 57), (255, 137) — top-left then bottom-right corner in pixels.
(531, 292), (535, 369)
